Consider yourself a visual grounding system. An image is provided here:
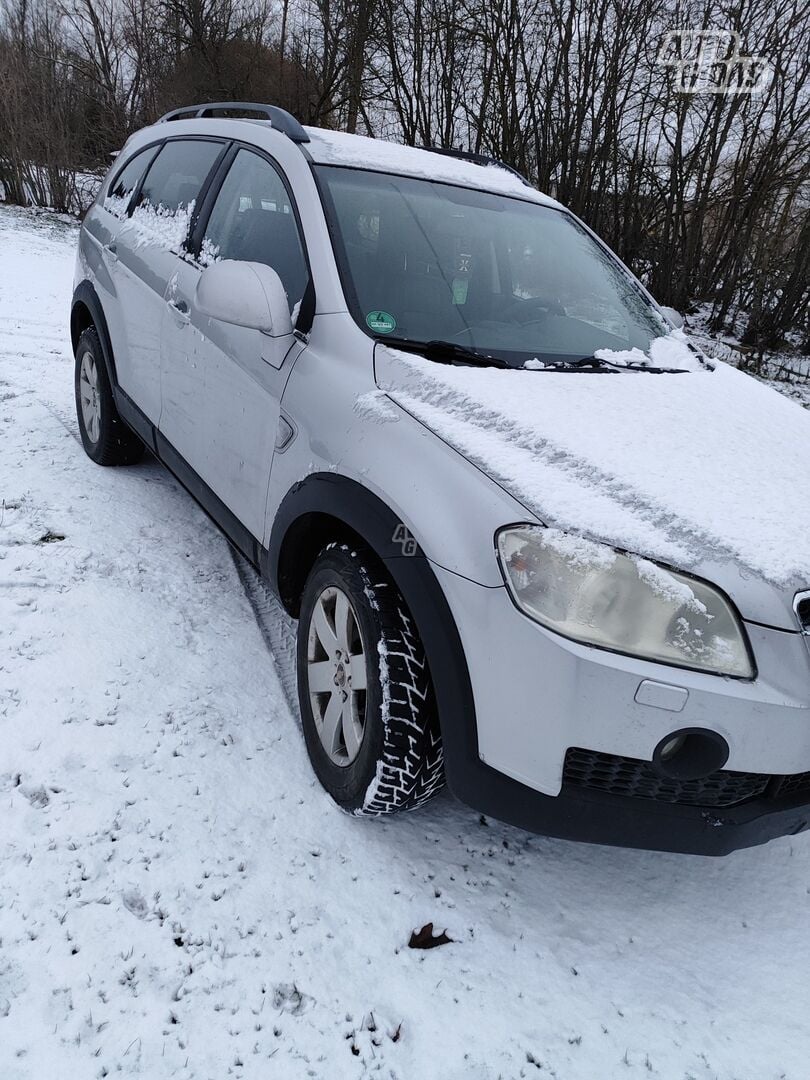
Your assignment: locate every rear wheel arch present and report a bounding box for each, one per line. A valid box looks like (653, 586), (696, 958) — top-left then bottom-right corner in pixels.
(71, 282), (117, 387)
(70, 299), (94, 352)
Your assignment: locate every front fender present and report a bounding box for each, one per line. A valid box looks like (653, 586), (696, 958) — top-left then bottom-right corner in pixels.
(263, 471), (481, 797)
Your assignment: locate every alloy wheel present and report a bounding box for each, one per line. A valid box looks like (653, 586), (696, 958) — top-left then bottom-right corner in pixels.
(79, 350), (101, 443)
(306, 585), (368, 766)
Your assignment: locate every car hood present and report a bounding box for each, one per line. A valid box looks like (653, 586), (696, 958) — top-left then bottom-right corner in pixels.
(376, 344), (810, 611)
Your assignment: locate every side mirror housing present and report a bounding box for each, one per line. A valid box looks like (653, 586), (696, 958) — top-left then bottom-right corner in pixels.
(195, 259), (293, 337)
(660, 305), (685, 330)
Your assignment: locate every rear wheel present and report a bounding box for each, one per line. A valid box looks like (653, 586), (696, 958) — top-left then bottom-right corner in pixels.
(297, 544), (444, 815)
(74, 326), (144, 465)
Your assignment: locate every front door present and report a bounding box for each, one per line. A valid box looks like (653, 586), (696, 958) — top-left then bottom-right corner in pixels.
(160, 147), (310, 541)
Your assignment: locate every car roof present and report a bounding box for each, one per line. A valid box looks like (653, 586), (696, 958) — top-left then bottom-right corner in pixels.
(302, 126), (561, 208)
(132, 111), (561, 209)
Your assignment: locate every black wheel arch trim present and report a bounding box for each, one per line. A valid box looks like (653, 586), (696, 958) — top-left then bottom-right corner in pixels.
(263, 472), (486, 801)
(71, 280), (117, 384)
(264, 473), (426, 602)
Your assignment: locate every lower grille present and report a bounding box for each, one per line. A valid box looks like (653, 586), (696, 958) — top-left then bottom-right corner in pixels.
(563, 748), (810, 809)
(776, 770), (810, 797)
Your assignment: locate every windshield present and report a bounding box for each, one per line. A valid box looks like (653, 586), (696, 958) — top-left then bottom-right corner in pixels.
(316, 165), (670, 368)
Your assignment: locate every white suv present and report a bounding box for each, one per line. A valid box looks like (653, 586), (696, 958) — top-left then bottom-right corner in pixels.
(72, 102), (810, 855)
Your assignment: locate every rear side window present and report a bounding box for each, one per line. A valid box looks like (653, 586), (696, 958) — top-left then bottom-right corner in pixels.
(104, 145), (159, 218)
(200, 148), (308, 313)
(135, 140), (223, 215)
(128, 139), (224, 252)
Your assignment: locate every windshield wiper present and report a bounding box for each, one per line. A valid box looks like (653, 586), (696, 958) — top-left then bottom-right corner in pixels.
(376, 337), (689, 374)
(535, 356), (690, 374)
(378, 336), (510, 369)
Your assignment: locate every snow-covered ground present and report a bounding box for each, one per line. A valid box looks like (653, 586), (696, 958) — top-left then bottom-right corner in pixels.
(2, 202), (810, 1080)
(687, 308), (810, 411)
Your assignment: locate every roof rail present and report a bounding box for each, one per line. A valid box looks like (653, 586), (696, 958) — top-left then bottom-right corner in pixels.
(157, 102), (310, 144)
(420, 145), (531, 186)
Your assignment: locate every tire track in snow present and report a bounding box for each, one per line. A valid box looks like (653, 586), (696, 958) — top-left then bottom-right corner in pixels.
(39, 399), (83, 447)
(229, 549), (300, 714)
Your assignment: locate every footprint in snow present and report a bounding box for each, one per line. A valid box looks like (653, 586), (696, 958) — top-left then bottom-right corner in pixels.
(21, 784), (49, 808)
(122, 888), (149, 919)
(273, 983), (315, 1016)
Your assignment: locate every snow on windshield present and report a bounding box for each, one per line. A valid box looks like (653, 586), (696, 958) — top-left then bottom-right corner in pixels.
(379, 342), (810, 586)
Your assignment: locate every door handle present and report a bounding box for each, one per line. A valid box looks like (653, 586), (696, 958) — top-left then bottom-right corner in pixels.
(105, 241), (118, 261)
(166, 298), (190, 322)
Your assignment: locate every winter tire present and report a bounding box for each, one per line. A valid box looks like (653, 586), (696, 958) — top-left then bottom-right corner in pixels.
(297, 544), (444, 815)
(74, 326), (144, 465)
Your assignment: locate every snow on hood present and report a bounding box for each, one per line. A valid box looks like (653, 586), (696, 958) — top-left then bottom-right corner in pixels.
(377, 339), (810, 588)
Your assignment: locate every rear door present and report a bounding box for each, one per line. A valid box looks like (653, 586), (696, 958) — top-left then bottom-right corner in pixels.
(160, 145), (310, 540)
(110, 137), (227, 422)
(84, 143), (160, 400)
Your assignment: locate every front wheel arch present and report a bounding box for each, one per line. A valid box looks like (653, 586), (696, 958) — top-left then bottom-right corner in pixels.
(265, 476), (428, 617)
(263, 474), (479, 791)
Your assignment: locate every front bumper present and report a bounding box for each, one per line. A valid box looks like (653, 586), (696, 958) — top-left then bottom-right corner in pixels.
(433, 564), (810, 855)
(451, 765), (810, 855)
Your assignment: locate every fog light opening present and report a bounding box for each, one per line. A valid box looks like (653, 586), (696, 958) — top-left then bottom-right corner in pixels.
(659, 734), (687, 762)
(653, 728), (729, 781)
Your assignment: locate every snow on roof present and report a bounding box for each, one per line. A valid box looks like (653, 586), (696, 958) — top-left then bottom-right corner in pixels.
(304, 127), (560, 208)
(378, 341), (810, 588)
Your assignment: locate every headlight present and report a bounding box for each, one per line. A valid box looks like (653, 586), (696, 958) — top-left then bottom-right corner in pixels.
(496, 526), (753, 678)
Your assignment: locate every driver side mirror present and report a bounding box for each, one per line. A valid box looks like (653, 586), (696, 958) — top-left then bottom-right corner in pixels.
(195, 259), (293, 338)
(660, 305), (685, 330)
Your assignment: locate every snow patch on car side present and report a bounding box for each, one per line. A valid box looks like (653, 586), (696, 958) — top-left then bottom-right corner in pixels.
(354, 389), (401, 424)
(120, 200), (195, 252)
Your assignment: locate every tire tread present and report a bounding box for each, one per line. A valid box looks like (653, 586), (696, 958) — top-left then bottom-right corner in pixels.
(347, 553), (445, 816)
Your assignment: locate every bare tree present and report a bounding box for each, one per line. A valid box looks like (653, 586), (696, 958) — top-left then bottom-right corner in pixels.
(0, 0), (807, 349)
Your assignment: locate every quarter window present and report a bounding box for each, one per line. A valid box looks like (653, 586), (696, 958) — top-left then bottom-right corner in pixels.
(201, 148), (308, 314)
(125, 139), (223, 252)
(104, 145), (159, 218)
(135, 139), (223, 216)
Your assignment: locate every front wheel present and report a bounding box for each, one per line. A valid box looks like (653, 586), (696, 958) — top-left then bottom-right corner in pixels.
(296, 544), (444, 815)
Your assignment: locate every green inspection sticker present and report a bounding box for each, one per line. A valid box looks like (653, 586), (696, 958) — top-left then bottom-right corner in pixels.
(366, 310), (397, 334)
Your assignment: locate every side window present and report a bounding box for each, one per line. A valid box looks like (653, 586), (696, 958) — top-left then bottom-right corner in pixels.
(129, 139), (223, 251)
(103, 145), (158, 218)
(201, 148), (308, 314)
